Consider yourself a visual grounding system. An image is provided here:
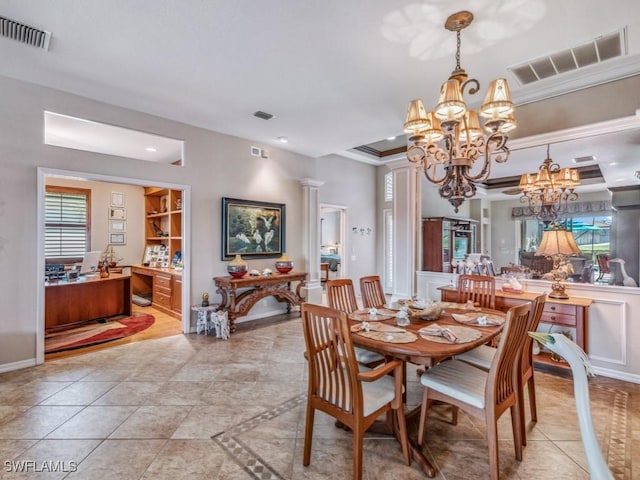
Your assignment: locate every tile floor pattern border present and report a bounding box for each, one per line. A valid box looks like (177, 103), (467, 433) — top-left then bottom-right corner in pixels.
(210, 383), (633, 480)
(597, 384), (629, 479)
(212, 393), (307, 480)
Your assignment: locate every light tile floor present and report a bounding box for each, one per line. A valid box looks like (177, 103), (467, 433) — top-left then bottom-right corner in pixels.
(0, 313), (638, 479)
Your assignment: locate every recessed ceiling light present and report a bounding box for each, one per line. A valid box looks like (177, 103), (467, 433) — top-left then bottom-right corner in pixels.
(609, 162), (618, 166)
(145, 147), (157, 152)
(277, 136), (288, 143)
(387, 136), (397, 141)
(615, 178), (626, 182)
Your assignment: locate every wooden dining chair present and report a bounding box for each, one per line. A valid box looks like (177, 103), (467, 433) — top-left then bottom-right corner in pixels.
(456, 274), (496, 310)
(359, 275), (387, 309)
(326, 279), (384, 366)
(456, 294), (547, 446)
(301, 303), (410, 480)
(417, 302), (532, 480)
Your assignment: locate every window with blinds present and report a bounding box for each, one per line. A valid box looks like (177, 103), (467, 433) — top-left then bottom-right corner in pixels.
(384, 172), (393, 202)
(384, 209), (393, 291)
(45, 186), (91, 260)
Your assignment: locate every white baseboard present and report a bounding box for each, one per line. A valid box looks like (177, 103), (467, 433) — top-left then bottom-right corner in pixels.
(0, 358), (37, 374)
(592, 365), (640, 385)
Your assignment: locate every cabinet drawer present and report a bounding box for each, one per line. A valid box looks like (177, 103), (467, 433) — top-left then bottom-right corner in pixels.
(155, 274), (172, 289)
(540, 311), (576, 327)
(544, 303), (577, 316)
(154, 290), (171, 307)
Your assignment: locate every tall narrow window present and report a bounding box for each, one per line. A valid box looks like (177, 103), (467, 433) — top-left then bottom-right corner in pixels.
(384, 209), (393, 291)
(384, 172), (393, 202)
(45, 186), (91, 261)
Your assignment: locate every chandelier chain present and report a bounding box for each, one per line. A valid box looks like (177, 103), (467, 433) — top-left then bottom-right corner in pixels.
(455, 29), (461, 71)
(402, 10), (516, 212)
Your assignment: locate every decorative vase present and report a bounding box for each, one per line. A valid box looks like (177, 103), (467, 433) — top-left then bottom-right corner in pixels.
(99, 261), (110, 278)
(275, 253), (294, 274)
(227, 254), (248, 278)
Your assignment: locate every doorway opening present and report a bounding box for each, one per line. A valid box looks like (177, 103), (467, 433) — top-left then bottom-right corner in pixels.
(37, 167), (190, 364)
(320, 204), (347, 283)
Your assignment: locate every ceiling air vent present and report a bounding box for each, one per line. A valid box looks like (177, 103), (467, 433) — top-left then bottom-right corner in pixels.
(0, 16), (51, 50)
(253, 111), (274, 120)
(572, 155), (596, 164)
(509, 28), (626, 86)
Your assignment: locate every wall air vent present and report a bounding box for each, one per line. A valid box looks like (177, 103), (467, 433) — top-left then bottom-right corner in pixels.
(0, 16), (51, 50)
(253, 111), (274, 120)
(509, 28), (626, 86)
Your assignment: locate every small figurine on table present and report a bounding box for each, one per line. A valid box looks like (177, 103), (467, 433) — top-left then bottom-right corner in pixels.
(201, 292), (210, 307)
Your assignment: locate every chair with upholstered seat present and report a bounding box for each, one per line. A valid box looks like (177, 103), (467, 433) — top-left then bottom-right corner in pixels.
(456, 294), (546, 446)
(417, 302), (532, 480)
(456, 274), (496, 310)
(359, 275), (387, 309)
(326, 279), (384, 366)
(301, 303), (410, 479)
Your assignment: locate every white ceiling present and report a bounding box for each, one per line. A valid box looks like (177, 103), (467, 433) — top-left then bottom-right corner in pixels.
(1, 0), (640, 189)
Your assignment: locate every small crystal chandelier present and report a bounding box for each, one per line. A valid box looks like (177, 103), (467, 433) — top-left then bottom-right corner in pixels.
(519, 145), (581, 221)
(404, 11), (516, 213)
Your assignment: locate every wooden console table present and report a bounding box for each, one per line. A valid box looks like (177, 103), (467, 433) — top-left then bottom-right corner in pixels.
(438, 285), (592, 368)
(213, 272), (307, 332)
(45, 273), (132, 329)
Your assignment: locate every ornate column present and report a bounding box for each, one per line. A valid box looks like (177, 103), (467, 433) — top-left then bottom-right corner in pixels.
(386, 159), (421, 299)
(300, 178), (324, 304)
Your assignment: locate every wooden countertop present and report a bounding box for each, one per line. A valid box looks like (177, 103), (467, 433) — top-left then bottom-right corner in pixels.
(132, 265), (182, 277)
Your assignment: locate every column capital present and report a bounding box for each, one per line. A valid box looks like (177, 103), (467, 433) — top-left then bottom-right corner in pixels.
(300, 178), (325, 188)
(386, 158), (417, 171)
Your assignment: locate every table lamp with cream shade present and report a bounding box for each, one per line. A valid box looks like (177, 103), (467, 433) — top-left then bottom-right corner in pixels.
(536, 227), (582, 299)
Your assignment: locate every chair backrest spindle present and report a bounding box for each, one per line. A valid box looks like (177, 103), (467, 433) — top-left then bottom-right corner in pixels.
(326, 279), (359, 313)
(359, 275), (386, 308)
(457, 274), (496, 310)
(487, 302), (532, 407)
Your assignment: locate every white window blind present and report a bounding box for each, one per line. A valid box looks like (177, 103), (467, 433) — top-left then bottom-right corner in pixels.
(384, 172), (393, 202)
(45, 188), (90, 259)
(384, 209), (393, 291)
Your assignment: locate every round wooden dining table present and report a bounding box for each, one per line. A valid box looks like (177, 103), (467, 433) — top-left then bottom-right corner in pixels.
(348, 305), (506, 477)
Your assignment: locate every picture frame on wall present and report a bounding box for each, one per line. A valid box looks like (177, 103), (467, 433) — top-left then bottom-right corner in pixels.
(109, 220), (126, 233)
(110, 191), (125, 207)
(108, 207), (126, 220)
(221, 197), (285, 259)
(110, 233), (126, 245)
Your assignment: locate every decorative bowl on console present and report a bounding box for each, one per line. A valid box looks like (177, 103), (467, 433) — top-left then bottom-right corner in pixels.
(227, 254), (248, 278)
(275, 253), (294, 274)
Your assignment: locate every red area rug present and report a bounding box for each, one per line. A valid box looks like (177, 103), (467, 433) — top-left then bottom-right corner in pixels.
(45, 314), (155, 354)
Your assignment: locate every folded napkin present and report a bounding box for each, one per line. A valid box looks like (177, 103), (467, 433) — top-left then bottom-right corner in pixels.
(418, 323), (459, 343)
(353, 322), (405, 333)
(451, 313), (503, 326)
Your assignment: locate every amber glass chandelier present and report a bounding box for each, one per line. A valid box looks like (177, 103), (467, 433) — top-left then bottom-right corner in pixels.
(519, 145), (581, 221)
(403, 11), (516, 212)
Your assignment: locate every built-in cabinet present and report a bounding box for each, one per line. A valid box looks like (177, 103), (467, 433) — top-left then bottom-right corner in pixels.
(131, 266), (182, 319)
(131, 187), (183, 319)
(422, 217), (478, 272)
(144, 187), (182, 264)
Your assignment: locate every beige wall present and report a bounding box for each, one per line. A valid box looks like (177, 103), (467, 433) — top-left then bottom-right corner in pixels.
(0, 75), (378, 368)
(44, 178), (146, 266)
